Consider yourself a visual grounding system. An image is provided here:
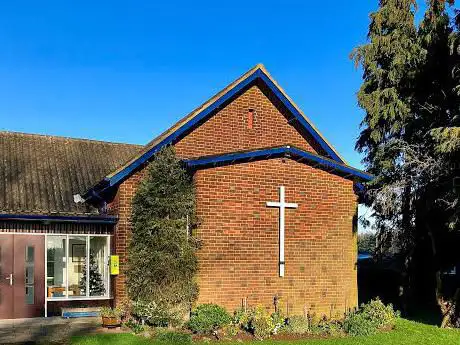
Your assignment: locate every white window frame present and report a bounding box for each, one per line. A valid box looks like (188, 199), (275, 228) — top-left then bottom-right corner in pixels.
(45, 234), (111, 302)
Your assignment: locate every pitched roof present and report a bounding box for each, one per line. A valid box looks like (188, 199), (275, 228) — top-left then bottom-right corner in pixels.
(83, 64), (347, 201)
(184, 146), (373, 183)
(0, 131), (142, 216)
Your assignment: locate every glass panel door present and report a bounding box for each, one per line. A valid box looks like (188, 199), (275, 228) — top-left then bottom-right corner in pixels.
(0, 235), (14, 319)
(13, 235), (45, 318)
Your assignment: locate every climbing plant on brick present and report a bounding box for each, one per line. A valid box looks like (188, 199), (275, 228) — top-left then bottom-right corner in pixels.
(127, 146), (199, 324)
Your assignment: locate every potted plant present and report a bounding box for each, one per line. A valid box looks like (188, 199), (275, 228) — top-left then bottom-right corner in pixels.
(100, 306), (122, 328)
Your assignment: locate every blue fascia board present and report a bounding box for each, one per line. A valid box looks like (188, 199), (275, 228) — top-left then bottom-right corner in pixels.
(185, 147), (287, 167)
(0, 213), (118, 224)
(92, 67), (345, 199)
(288, 147), (373, 181)
(185, 146), (374, 182)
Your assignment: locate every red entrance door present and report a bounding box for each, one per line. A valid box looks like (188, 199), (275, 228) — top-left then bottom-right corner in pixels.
(0, 235), (45, 319)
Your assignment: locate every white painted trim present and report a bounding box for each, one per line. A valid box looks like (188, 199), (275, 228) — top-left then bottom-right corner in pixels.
(65, 234), (69, 298)
(107, 236), (111, 298)
(86, 236), (90, 297)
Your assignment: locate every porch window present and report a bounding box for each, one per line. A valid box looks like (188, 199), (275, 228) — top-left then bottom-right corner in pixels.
(46, 235), (110, 300)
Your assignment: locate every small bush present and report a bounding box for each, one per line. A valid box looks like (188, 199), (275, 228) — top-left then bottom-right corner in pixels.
(344, 298), (399, 336)
(318, 319), (344, 337)
(251, 307), (275, 339)
(231, 307), (287, 339)
(100, 306), (123, 319)
(154, 328), (192, 345)
(224, 323), (241, 337)
(232, 307), (252, 331)
(132, 300), (182, 327)
(343, 311), (377, 336)
(271, 311), (286, 334)
(285, 315), (309, 334)
(307, 315), (344, 336)
(124, 319), (145, 334)
(360, 298), (399, 329)
(187, 304), (232, 334)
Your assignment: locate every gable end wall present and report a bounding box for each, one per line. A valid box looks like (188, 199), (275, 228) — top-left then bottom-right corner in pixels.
(108, 85), (358, 316)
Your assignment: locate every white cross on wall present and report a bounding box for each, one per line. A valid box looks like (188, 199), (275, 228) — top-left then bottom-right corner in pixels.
(266, 186), (298, 277)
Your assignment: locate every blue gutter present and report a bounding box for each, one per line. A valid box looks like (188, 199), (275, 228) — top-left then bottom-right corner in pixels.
(0, 213), (118, 224)
(184, 146), (373, 182)
(88, 67), (345, 200)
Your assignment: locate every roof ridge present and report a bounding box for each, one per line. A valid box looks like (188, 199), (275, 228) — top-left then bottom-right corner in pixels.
(0, 130), (143, 147)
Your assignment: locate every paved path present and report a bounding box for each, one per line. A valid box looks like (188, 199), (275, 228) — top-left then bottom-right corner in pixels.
(0, 317), (113, 344)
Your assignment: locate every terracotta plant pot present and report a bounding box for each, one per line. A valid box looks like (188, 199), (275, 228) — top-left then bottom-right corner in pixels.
(102, 316), (121, 328)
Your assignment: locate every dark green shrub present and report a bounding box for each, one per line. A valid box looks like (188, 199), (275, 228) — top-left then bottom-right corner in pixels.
(154, 329), (192, 345)
(285, 315), (309, 334)
(187, 304), (231, 334)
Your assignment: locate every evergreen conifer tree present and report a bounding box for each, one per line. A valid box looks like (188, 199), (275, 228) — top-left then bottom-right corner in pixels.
(126, 146), (199, 324)
(351, 0), (423, 253)
(354, 0), (460, 318)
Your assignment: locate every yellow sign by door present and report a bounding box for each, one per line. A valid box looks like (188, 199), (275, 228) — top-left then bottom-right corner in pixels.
(110, 255), (119, 275)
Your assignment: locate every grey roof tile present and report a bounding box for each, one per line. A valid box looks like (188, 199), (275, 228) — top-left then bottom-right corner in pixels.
(0, 131), (142, 216)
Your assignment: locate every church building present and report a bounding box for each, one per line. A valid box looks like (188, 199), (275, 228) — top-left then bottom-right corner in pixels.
(0, 65), (372, 319)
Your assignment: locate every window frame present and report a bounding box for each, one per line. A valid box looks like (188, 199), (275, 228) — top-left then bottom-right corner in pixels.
(45, 234), (111, 301)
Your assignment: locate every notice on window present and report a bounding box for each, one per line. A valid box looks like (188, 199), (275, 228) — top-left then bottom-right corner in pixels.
(110, 255), (119, 275)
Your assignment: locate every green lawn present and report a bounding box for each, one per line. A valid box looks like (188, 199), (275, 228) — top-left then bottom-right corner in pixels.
(71, 319), (460, 345)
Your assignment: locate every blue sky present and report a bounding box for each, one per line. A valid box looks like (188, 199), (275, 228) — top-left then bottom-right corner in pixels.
(0, 1), (392, 169)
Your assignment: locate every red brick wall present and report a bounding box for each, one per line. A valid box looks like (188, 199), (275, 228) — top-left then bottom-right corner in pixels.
(110, 84), (358, 316)
(174, 84), (318, 157)
(194, 158), (357, 316)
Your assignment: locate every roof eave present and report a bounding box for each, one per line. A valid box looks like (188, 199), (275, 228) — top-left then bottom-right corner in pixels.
(184, 146), (373, 183)
(0, 213), (118, 224)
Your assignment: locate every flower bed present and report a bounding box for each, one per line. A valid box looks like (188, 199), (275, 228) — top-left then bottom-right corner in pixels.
(112, 298), (399, 342)
(185, 298), (399, 341)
